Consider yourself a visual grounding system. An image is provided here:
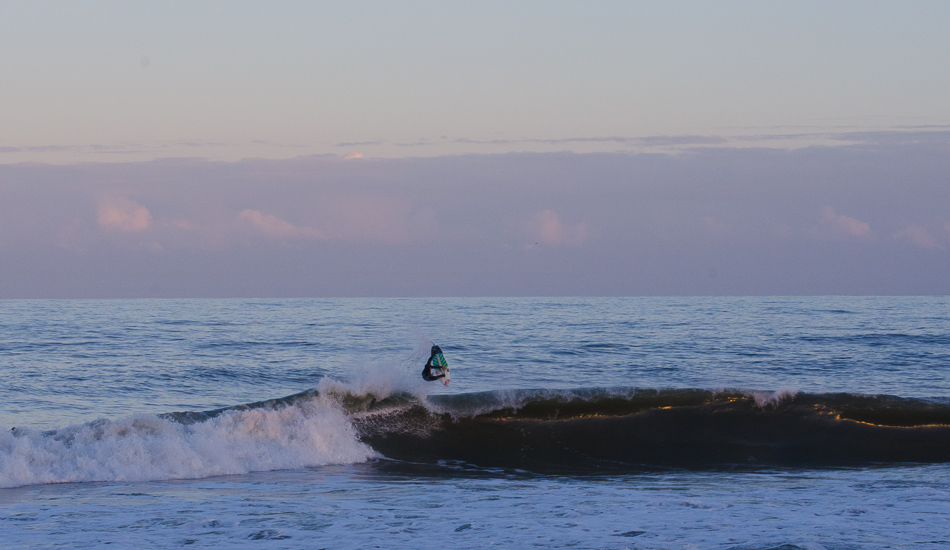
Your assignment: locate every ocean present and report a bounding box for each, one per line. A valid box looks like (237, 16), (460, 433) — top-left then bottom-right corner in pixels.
(1, 296), (948, 549)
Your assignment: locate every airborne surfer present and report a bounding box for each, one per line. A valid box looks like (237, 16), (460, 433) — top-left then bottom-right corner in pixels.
(422, 344), (450, 385)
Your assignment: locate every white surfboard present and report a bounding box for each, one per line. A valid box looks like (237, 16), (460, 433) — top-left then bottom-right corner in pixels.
(436, 366), (450, 386)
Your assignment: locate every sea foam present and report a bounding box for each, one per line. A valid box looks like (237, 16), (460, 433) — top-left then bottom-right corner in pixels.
(0, 390), (375, 489)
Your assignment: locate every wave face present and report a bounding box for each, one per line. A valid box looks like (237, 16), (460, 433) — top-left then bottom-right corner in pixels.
(350, 388), (950, 470)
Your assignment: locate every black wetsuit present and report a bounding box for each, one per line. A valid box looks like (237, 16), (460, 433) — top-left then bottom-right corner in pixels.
(422, 345), (446, 381)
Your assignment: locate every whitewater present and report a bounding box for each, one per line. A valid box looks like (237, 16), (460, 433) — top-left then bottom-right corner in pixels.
(1, 297), (949, 549)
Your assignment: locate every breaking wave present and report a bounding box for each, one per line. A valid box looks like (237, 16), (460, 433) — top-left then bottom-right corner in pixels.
(0, 380), (377, 489)
(352, 387), (950, 471)
(3, 382), (950, 488)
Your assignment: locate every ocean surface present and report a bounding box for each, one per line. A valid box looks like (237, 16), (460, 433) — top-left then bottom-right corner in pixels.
(1, 296), (949, 549)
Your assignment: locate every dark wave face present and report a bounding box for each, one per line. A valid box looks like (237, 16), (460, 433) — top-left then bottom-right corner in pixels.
(346, 388), (950, 471)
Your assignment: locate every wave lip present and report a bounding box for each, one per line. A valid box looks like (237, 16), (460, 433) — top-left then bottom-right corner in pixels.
(352, 388), (950, 471)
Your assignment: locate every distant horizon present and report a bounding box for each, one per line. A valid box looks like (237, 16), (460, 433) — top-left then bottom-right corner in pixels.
(3, 124), (949, 166)
(1, 294), (948, 302)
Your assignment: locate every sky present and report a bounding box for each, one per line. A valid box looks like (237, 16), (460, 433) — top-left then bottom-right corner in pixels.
(1, 1), (948, 297)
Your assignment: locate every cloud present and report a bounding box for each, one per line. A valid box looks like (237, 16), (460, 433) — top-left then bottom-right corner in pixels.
(238, 209), (325, 240)
(237, 197), (420, 246)
(819, 206), (871, 238)
(2, 140), (948, 297)
(702, 215), (734, 238)
(892, 226), (940, 250)
(531, 209), (589, 247)
(168, 219), (196, 231)
(452, 134), (729, 147)
(321, 195), (414, 245)
(634, 135), (730, 147)
(97, 198), (152, 232)
(342, 151), (364, 160)
(335, 140), (382, 147)
(56, 218), (87, 252)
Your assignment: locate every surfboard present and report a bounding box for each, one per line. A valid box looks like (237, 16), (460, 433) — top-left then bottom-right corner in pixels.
(432, 365), (450, 386)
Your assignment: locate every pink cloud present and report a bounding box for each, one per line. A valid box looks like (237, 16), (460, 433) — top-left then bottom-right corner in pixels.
(820, 206), (870, 238)
(238, 210), (326, 240)
(97, 198), (152, 232)
(533, 209), (589, 247)
(343, 151), (364, 160)
(893, 226), (940, 249)
(238, 196), (422, 245)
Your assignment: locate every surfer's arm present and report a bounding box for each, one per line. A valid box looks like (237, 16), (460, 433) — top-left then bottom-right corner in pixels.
(421, 365), (445, 381)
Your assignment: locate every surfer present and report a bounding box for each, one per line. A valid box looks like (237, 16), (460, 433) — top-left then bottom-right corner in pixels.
(422, 344), (447, 382)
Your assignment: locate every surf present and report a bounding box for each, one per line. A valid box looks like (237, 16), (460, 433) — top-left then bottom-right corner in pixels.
(0, 381), (377, 489)
(4, 380), (950, 489)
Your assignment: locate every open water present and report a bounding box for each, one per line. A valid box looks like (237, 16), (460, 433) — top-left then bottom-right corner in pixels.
(1, 296), (949, 549)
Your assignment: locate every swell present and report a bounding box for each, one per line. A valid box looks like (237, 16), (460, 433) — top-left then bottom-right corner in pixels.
(5, 386), (949, 488)
(349, 388), (950, 470)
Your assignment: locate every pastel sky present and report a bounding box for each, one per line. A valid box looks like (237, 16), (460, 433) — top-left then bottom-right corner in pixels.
(1, 2), (948, 297)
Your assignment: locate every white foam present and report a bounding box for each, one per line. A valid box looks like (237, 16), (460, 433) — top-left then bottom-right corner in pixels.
(0, 392), (376, 489)
(332, 359), (431, 403)
(747, 387), (798, 408)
